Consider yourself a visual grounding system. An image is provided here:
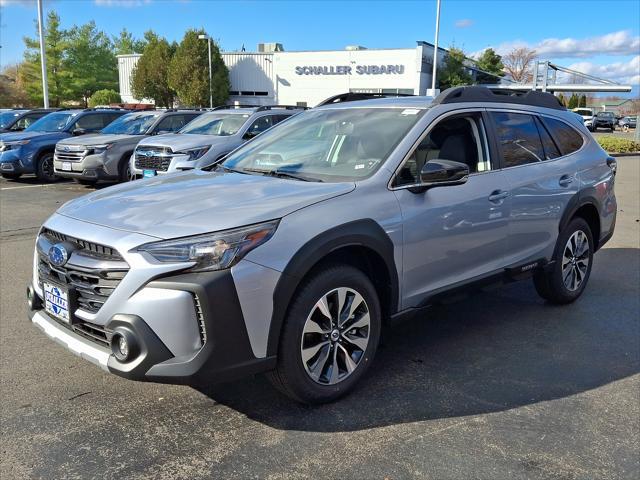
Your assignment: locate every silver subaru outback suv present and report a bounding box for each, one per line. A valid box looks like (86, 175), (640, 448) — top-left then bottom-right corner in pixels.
(130, 105), (305, 178)
(27, 87), (617, 404)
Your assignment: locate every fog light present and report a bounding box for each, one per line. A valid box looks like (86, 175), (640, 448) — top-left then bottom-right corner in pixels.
(111, 329), (139, 362)
(26, 285), (42, 311)
(118, 335), (129, 358)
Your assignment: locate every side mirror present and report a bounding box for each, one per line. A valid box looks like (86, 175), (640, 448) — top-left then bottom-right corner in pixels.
(243, 131), (257, 140)
(154, 129), (171, 135)
(411, 159), (469, 192)
(72, 128), (86, 136)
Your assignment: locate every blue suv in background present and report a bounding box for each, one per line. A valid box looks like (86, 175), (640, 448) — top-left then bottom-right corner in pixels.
(0, 108), (126, 182)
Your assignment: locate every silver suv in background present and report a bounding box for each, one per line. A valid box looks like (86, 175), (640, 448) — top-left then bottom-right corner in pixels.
(27, 87), (616, 404)
(54, 110), (203, 184)
(130, 105), (305, 178)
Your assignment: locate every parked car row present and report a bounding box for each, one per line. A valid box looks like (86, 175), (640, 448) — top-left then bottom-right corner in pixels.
(25, 87), (617, 403)
(0, 105), (306, 183)
(572, 108), (637, 132)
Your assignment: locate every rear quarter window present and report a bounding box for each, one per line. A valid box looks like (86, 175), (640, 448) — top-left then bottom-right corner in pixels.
(542, 117), (584, 156)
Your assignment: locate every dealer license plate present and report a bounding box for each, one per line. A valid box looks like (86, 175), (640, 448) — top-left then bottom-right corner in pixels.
(143, 169), (157, 178)
(61, 162), (72, 171)
(44, 282), (70, 323)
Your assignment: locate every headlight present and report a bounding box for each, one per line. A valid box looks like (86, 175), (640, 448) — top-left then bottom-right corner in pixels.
(88, 144), (113, 154)
(175, 146), (211, 161)
(135, 220), (279, 272)
(0, 140), (30, 152)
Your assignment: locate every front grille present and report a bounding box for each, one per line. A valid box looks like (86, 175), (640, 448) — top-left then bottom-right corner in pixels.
(48, 314), (112, 349)
(134, 145), (173, 172)
(55, 147), (87, 162)
(37, 228), (129, 315)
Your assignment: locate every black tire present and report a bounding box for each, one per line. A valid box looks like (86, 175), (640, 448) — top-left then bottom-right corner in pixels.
(35, 152), (57, 183)
(119, 156), (133, 182)
(268, 264), (382, 404)
(534, 217), (594, 305)
(74, 178), (97, 186)
(1, 173), (22, 180)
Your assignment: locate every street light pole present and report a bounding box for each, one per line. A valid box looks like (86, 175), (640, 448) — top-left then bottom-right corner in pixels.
(431, 0), (441, 93)
(37, 0), (49, 108)
(199, 33), (213, 108)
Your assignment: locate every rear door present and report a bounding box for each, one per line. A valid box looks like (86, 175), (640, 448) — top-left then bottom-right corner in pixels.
(488, 110), (581, 266)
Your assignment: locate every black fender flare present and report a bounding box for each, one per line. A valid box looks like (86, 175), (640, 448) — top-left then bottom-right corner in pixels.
(266, 219), (399, 357)
(558, 189), (602, 250)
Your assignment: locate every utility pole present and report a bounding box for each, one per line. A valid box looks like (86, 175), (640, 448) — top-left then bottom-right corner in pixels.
(430, 0), (441, 93)
(37, 0), (49, 108)
(198, 33), (213, 108)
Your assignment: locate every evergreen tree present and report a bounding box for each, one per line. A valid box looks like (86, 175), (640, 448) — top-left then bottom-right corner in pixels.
(113, 28), (147, 55)
(438, 46), (473, 90)
(579, 94), (587, 108)
(475, 48), (504, 84)
(169, 29), (229, 107)
(130, 31), (176, 107)
(567, 93), (579, 109)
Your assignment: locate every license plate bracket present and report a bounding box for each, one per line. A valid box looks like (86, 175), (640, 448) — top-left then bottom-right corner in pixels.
(143, 169), (157, 178)
(43, 281), (76, 324)
(61, 162), (72, 171)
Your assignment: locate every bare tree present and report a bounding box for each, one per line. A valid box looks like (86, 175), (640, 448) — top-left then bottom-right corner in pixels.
(503, 47), (537, 83)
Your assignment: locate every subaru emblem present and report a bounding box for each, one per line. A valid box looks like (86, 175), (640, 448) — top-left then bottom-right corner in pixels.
(48, 243), (69, 267)
(63, 146), (70, 152)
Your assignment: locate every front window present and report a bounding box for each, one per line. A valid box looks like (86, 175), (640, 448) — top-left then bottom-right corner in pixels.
(26, 112), (76, 132)
(179, 113), (251, 136)
(101, 112), (160, 135)
(222, 107), (425, 182)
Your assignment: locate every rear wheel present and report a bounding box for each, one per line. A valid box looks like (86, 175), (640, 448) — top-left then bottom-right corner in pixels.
(1, 173), (21, 180)
(35, 152), (57, 183)
(534, 217), (594, 304)
(268, 264), (381, 404)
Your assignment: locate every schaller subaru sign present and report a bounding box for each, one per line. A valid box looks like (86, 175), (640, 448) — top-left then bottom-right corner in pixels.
(295, 65), (406, 75)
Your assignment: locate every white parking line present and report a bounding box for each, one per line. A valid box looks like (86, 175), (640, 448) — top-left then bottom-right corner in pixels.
(0, 184), (55, 191)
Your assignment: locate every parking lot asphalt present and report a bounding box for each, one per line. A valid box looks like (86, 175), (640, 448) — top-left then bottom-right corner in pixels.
(1, 160), (639, 480)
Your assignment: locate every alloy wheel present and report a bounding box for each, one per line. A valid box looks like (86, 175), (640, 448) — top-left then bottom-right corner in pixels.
(300, 287), (370, 385)
(561, 230), (590, 291)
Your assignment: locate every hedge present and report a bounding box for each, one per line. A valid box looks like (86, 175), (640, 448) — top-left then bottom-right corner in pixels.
(596, 136), (640, 153)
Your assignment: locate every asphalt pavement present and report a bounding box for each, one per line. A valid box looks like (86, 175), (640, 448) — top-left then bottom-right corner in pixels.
(1, 160), (638, 480)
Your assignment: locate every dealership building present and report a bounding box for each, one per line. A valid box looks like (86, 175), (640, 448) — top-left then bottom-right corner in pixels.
(118, 41), (475, 107)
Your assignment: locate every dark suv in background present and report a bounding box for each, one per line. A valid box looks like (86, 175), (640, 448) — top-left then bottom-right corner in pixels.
(0, 108), (126, 181)
(593, 111), (616, 131)
(0, 109), (60, 133)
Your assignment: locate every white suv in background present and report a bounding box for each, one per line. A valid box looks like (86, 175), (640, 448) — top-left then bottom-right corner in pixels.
(130, 105), (305, 178)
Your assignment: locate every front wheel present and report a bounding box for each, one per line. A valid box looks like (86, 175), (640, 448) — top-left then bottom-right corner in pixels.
(534, 217), (594, 304)
(35, 153), (57, 183)
(268, 264), (381, 404)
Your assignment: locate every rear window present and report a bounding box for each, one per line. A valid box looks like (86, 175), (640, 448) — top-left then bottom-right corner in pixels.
(490, 112), (545, 167)
(542, 117), (584, 156)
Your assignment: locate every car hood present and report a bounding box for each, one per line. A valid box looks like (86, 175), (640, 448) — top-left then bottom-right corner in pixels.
(137, 133), (233, 152)
(0, 130), (65, 142)
(58, 133), (145, 146)
(57, 169), (355, 238)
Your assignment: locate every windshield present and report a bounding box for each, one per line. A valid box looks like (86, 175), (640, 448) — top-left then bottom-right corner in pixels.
(26, 112), (76, 132)
(222, 107), (425, 182)
(574, 109), (593, 116)
(179, 113), (249, 136)
(101, 112), (159, 135)
(0, 111), (26, 128)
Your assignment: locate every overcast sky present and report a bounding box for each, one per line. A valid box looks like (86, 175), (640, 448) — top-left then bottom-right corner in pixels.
(1, 0), (639, 95)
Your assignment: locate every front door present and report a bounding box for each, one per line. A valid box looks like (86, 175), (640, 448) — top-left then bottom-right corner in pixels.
(392, 110), (511, 309)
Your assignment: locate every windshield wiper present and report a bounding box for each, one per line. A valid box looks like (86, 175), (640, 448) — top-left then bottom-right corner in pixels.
(212, 164), (245, 174)
(240, 167), (322, 182)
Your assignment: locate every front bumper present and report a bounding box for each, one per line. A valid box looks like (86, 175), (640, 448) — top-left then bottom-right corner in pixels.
(0, 150), (32, 174)
(28, 268), (275, 384)
(54, 153), (118, 181)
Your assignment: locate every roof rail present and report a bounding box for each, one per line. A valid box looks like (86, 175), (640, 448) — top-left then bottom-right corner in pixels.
(82, 107), (128, 112)
(255, 105), (309, 112)
(432, 86), (565, 110)
(211, 104), (261, 111)
(316, 92), (416, 107)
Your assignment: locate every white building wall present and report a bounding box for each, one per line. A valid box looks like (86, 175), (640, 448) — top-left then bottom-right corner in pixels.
(117, 54), (143, 103)
(272, 48), (421, 107)
(221, 52), (275, 105)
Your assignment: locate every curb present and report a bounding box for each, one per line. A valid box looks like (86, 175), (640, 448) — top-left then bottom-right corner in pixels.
(610, 152), (640, 157)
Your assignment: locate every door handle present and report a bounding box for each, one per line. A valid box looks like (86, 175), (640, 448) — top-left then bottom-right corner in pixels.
(488, 190), (510, 203)
(559, 175), (574, 187)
